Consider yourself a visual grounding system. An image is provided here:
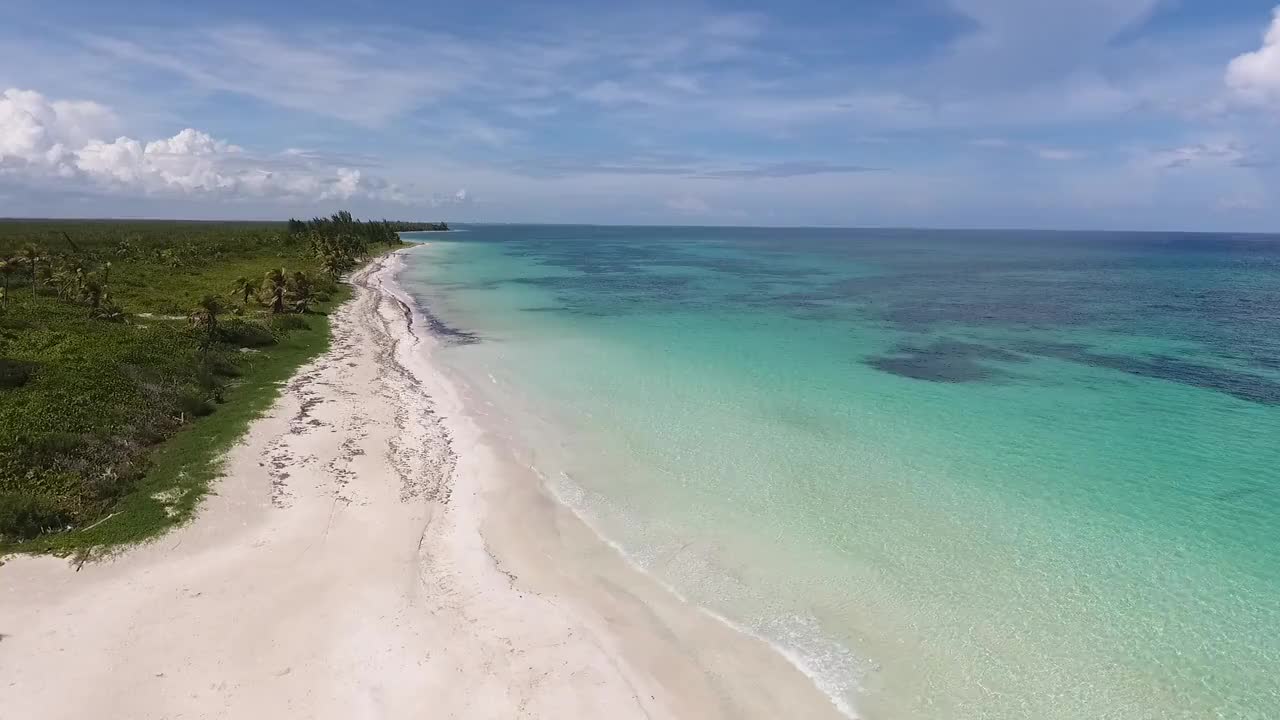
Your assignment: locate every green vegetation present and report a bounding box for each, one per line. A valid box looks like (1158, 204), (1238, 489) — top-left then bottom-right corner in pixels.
(289, 217), (448, 233)
(0, 214), (414, 554)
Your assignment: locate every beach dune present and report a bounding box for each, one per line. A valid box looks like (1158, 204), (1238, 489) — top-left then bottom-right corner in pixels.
(0, 253), (843, 720)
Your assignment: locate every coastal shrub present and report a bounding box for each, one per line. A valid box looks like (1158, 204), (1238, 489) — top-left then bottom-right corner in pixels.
(202, 355), (241, 380)
(0, 491), (73, 541)
(270, 314), (310, 333)
(176, 390), (216, 419)
(219, 319), (276, 348)
(0, 359), (36, 389)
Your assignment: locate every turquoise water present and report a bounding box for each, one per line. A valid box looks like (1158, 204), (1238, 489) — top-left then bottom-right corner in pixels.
(398, 227), (1280, 719)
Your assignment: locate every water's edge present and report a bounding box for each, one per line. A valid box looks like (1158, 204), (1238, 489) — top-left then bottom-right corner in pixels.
(381, 246), (862, 718)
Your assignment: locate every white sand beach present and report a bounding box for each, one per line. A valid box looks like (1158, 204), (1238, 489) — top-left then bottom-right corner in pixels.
(0, 252), (844, 720)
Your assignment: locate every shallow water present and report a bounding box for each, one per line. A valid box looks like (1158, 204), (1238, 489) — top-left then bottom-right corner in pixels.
(397, 226), (1280, 719)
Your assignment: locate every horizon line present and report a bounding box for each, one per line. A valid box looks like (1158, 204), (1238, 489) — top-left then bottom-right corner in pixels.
(1, 216), (1277, 237)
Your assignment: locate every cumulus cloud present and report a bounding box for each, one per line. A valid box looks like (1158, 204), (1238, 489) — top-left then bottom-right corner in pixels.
(0, 88), (412, 202)
(0, 88), (118, 177)
(1226, 7), (1280, 107)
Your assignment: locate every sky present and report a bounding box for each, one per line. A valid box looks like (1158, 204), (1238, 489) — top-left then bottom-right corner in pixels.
(1, 0), (1279, 231)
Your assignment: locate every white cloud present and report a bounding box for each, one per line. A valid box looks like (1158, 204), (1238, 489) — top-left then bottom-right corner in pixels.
(969, 137), (1084, 161)
(1035, 148), (1082, 161)
(0, 88), (414, 202)
(2, 7), (1274, 229)
(578, 81), (674, 107)
(1142, 141), (1251, 171)
(702, 13), (766, 41)
(0, 88), (118, 176)
(71, 12), (765, 128)
(16, 5), (1217, 147)
(456, 122), (517, 148)
(659, 74), (704, 94)
(501, 103), (560, 119)
(427, 187), (471, 207)
(1216, 194), (1265, 212)
(944, 0), (1162, 86)
(82, 29), (464, 127)
(1226, 7), (1280, 107)
(665, 194), (712, 215)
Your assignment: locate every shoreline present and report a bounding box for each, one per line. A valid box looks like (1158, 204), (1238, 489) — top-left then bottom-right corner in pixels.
(0, 250), (846, 719)
(378, 249), (856, 717)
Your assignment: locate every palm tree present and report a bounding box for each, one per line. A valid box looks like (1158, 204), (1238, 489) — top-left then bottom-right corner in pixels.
(0, 258), (16, 308)
(263, 268), (287, 314)
(93, 301), (125, 323)
(306, 228), (327, 260)
(51, 268), (75, 300)
(20, 245), (42, 298)
(188, 295), (224, 352)
(35, 263), (53, 291)
(65, 260), (86, 299)
(320, 253), (344, 280)
(288, 271), (317, 314)
(81, 279), (105, 309)
(230, 276), (257, 305)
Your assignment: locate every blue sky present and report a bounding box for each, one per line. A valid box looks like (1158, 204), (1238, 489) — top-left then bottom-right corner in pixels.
(1, 0), (1279, 230)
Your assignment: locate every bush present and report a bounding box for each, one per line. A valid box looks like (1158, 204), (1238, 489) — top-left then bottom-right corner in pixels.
(202, 355), (241, 379)
(0, 492), (73, 541)
(176, 389), (216, 419)
(28, 432), (84, 466)
(219, 319), (276, 348)
(0, 359), (36, 389)
(270, 314), (310, 333)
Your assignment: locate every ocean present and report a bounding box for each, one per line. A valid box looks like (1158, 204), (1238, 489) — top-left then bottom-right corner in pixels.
(395, 225), (1280, 719)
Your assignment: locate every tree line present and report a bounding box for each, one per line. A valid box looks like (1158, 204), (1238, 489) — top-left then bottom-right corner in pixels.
(286, 213), (447, 241)
(0, 211), (428, 337)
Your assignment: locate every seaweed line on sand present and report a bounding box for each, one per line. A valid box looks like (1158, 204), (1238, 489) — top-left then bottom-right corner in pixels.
(357, 257), (458, 505)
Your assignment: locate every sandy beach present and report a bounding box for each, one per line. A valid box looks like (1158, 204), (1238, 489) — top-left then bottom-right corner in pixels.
(0, 251), (844, 720)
